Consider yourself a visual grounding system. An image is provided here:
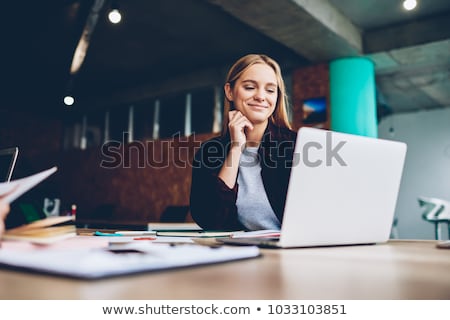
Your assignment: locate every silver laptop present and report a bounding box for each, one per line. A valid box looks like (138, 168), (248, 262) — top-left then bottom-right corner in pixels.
(0, 147), (18, 182)
(220, 127), (407, 248)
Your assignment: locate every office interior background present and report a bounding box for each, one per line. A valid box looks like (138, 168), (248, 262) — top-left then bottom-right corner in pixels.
(0, 0), (449, 239)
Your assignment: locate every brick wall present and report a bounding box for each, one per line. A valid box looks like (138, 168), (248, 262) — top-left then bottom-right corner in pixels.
(1, 109), (215, 225)
(291, 63), (330, 130)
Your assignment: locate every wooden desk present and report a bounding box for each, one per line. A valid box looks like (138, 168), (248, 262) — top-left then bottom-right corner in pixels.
(0, 240), (448, 299)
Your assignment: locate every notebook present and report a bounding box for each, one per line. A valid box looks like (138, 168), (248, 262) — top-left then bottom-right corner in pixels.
(220, 127), (407, 248)
(0, 147), (18, 182)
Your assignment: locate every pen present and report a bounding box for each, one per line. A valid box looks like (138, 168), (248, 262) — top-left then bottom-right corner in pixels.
(94, 231), (157, 237)
(114, 231), (157, 236)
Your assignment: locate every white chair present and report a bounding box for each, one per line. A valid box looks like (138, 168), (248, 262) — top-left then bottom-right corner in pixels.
(417, 196), (450, 240)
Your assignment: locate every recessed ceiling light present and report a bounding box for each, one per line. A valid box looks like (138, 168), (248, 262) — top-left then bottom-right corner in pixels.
(64, 95), (75, 106)
(403, 0), (417, 11)
(108, 9), (122, 24)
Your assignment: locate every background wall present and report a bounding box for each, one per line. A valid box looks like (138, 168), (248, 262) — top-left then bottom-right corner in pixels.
(378, 108), (450, 239)
(0, 109), (215, 227)
(3, 66), (450, 238)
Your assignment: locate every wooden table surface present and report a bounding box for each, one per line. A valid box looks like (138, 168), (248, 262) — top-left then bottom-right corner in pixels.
(0, 239), (449, 299)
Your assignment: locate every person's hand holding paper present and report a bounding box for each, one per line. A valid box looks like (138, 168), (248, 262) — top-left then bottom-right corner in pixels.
(0, 167), (57, 204)
(0, 166), (57, 244)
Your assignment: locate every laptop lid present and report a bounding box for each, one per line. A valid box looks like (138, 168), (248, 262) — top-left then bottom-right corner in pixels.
(278, 127), (407, 248)
(0, 147), (18, 182)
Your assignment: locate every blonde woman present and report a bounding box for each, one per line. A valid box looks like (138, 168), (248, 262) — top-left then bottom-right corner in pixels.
(190, 54), (296, 230)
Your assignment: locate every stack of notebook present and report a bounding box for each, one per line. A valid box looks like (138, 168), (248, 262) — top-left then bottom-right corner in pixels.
(3, 216), (76, 245)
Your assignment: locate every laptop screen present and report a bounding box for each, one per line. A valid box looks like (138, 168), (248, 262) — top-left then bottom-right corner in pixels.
(0, 147), (18, 182)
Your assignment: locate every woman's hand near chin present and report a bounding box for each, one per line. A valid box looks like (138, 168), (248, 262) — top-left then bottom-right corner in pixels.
(228, 110), (254, 150)
(217, 111), (254, 189)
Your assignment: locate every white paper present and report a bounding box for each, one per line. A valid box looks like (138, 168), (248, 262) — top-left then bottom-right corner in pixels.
(0, 241), (260, 279)
(0, 166), (57, 203)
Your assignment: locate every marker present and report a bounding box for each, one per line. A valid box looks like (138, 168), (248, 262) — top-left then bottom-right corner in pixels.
(133, 237), (157, 240)
(94, 231), (122, 236)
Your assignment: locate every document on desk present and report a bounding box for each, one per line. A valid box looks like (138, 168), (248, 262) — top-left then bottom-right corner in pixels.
(0, 241), (260, 279)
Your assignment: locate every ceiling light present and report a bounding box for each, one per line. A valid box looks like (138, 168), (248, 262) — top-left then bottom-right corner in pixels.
(108, 8), (122, 24)
(403, 0), (417, 11)
(64, 95), (75, 106)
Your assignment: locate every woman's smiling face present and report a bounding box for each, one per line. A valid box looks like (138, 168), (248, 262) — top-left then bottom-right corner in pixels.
(225, 63), (278, 126)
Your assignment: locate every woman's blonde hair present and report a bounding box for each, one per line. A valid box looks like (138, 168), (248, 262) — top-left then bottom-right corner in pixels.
(222, 54), (292, 134)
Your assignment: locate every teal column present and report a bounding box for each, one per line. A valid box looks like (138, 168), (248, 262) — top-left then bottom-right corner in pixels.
(330, 57), (378, 137)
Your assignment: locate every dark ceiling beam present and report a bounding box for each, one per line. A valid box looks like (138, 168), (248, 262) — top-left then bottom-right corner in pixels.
(70, 0), (106, 75)
(364, 12), (450, 53)
(205, 0), (362, 61)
